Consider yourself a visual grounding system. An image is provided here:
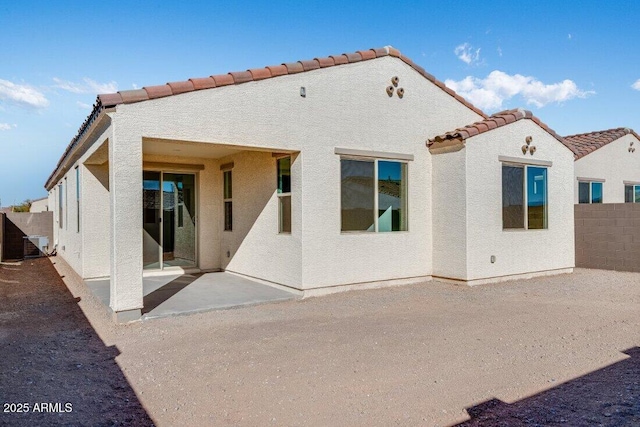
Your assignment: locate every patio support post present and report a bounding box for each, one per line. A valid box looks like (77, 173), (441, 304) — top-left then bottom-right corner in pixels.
(108, 130), (143, 322)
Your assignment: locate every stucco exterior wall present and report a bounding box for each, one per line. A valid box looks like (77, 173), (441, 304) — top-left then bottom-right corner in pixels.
(117, 56), (482, 289)
(573, 134), (640, 203)
(221, 151), (302, 288)
(82, 161), (110, 278)
(49, 129), (112, 280)
(431, 148), (468, 279)
(464, 120), (575, 281)
(29, 198), (48, 212)
(53, 161), (82, 275)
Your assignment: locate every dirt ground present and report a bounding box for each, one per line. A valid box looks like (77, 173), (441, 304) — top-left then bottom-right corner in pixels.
(1, 257), (639, 426)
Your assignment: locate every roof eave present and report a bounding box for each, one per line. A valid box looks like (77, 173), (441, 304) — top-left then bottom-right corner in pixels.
(44, 106), (115, 191)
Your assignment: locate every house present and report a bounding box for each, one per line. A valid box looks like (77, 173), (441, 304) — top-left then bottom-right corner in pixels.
(29, 197), (49, 212)
(45, 46), (576, 321)
(564, 128), (640, 204)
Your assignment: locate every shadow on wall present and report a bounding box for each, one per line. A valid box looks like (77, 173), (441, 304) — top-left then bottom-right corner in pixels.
(0, 212), (53, 261)
(222, 151), (296, 271)
(456, 347), (640, 426)
(0, 258), (154, 426)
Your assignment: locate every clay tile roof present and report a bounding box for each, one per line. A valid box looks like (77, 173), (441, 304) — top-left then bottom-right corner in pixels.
(229, 71), (253, 84)
(47, 45), (489, 189)
(189, 77), (216, 90)
(212, 74), (234, 86)
(284, 62), (304, 74)
(330, 54), (349, 65)
(97, 92), (123, 107)
(387, 46), (401, 57)
(315, 56), (335, 68)
(248, 67), (272, 80)
(266, 64), (288, 77)
(144, 84), (173, 99)
(299, 59), (320, 72)
(372, 47), (389, 57)
(344, 52), (362, 62)
(119, 89), (149, 103)
(167, 80), (195, 95)
(563, 127), (640, 159)
(357, 50), (376, 60)
(428, 108), (575, 156)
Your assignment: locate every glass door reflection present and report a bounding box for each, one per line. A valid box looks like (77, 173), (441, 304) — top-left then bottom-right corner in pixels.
(143, 171), (196, 270)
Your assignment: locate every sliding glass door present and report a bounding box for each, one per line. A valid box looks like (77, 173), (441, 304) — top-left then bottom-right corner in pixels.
(143, 171), (196, 270)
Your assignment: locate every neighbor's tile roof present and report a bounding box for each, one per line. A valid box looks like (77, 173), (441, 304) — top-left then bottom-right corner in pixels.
(428, 108), (577, 156)
(563, 127), (640, 159)
(46, 46), (487, 189)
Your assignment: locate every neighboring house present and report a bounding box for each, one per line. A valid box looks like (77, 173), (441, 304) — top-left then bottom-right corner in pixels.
(44, 46), (576, 321)
(29, 197), (49, 212)
(564, 128), (640, 204)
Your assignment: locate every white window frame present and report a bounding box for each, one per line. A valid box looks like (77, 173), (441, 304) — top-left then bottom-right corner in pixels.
(339, 155), (409, 233)
(222, 168), (233, 232)
(624, 182), (640, 203)
(577, 178), (604, 204)
(276, 155), (292, 234)
(501, 160), (549, 231)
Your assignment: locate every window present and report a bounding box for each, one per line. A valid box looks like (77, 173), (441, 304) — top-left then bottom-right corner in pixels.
(277, 156), (291, 233)
(223, 170), (232, 231)
(340, 158), (408, 232)
(502, 164), (548, 230)
(578, 181), (603, 204)
(76, 166), (81, 232)
(625, 184), (640, 203)
(58, 183), (63, 229)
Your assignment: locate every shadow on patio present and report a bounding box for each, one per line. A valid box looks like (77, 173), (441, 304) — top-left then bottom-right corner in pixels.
(85, 271), (297, 319)
(456, 347), (640, 426)
(0, 258), (153, 426)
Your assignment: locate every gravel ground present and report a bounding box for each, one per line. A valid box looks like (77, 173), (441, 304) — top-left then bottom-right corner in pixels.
(2, 256), (639, 426)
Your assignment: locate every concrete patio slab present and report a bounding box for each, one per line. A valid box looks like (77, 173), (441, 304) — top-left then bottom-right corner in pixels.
(84, 272), (297, 319)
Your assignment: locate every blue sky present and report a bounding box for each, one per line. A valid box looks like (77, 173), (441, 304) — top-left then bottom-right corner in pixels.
(1, 0), (639, 204)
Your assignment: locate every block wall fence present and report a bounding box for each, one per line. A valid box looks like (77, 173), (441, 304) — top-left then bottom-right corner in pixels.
(575, 204), (640, 272)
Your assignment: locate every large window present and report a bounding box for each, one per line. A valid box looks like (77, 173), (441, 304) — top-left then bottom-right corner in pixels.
(625, 184), (640, 203)
(341, 158), (408, 232)
(502, 164), (548, 230)
(223, 170), (232, 231)
(578, 181), (603, 204)
(277, 156), (291, 233)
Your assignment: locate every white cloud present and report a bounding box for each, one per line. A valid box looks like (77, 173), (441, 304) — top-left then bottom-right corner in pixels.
(76, 100), (92, 109)
(0, 79), (49, 109)
(445, 70), (594, 111)
(632, 79), (640, 91)
(454, 43), (481, 65)
(568, 33), (572, 40)
(53, 77), (118, 94)
(0, 123), (12, 131)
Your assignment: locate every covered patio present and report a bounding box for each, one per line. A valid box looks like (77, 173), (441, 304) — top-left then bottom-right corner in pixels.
(85, 272), (298, 319)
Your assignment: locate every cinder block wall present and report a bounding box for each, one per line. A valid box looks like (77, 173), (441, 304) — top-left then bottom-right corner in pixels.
(575, 204), (640, 272)
(1, 212), (54, 260)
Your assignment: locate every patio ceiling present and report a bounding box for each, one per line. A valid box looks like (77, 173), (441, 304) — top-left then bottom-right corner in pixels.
(143, 137), (296, 160)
